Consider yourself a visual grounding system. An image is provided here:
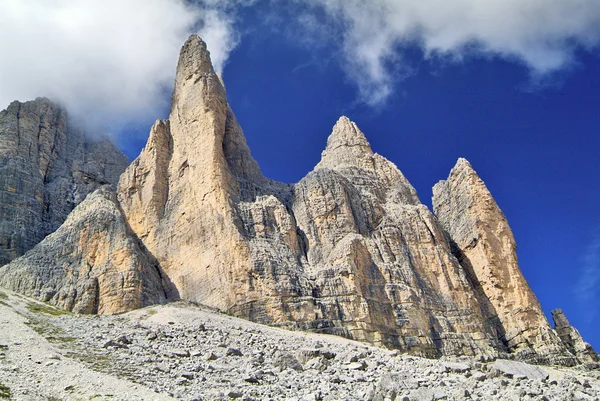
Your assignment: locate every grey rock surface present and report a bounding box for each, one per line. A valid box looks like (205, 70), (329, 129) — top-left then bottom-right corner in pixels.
(553, 308), (599, 363)
(1, 289), (598, 401)
(0, 186), (172, 314)
(0, 98), (128, 265)
(491, 359), (549, 380)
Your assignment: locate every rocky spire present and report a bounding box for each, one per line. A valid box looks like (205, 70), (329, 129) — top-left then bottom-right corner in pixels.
(552, 309), (598, 363)
(170, 35), (225, 122)
(315, 116), (374, 171)
(433, 158), (578, 365)
(118, 34), (263, 312)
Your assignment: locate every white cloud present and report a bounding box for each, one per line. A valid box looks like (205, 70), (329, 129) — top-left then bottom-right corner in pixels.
(0, 0), (242, 130)
(2, 0), (600, 129)
(298, 0), (600, 105)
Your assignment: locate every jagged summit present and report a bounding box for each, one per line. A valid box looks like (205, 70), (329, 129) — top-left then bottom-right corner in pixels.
(0, 97), (128, 266)
(176, 34), (215, 78)
(316, 116), (374, 170)
(171, 34), (225, 122)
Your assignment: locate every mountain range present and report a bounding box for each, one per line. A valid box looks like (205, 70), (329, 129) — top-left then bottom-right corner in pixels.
(0, 35), (595, 367)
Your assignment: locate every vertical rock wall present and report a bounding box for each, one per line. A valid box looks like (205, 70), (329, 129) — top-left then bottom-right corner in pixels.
(0, 98), (129, 265)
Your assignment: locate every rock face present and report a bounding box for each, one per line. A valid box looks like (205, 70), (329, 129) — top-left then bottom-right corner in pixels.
(0, 186), (172, 314)
(1, 35), (594, 365)
(118, 35), (498, 359)
(552, 309), (598, 363)
(0, 98), (129, 265)
(432, 158), (580, 365)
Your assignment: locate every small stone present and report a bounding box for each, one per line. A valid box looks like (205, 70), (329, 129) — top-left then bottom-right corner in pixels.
(171, 349), (190, 357)
(347, 362), (366, 371)
(244, 376), (260, 384)
(275, 352), (303, 372)
(181, 372), (195, 380)
(155, 363), (170, 373)
(103, 340), (128, 349)
(443, 362), (470, 373)
(226, 347), (243, 357)
(116, 335), (132, 344)
(473, 373), (487, 382)
(227, 390), (243, 399)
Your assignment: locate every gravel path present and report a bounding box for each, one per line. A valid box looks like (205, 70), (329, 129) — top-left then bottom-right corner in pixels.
(0, 288), (598, 400)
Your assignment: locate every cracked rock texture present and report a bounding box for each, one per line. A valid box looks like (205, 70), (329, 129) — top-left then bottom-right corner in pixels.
(117, 35), (502, 359)
(0, 186), (172, 314)
(0, 98), (128, 266)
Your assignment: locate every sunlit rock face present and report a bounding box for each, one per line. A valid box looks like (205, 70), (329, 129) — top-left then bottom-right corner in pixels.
(2, 35), (595, 365)
(0, 98), (128, 266)
(116, 35), (585, 362)
(432, 158), (583, 365)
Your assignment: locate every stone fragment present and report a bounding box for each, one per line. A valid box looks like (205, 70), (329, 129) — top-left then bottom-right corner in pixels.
(275, 352), (304, 372)
(443, 362), (470, 373)
(226, 347), (243, 357)
(491, 359), (549, 380)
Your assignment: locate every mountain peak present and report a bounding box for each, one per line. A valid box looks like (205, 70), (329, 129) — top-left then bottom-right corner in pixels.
(316, 116), (373, 170)
(176, 34), (214, 78)
(329, 116), (372, 150)
(452, 157), (476, 174)
(170, 34), (225, 122)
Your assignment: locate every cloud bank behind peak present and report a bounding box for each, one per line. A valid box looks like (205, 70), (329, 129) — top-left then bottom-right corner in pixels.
(0, 0), (242, 130)
(2, 0), (600, 131)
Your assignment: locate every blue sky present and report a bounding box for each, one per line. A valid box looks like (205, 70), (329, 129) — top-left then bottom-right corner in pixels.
(2, 1), (599, 351)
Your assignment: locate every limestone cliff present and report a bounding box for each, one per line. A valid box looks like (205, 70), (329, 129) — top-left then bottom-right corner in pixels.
(118, 35), (500, 358)
(0, 186), (171, 314)
(432, 158), (583, 365)
(0, 98), (129, 265)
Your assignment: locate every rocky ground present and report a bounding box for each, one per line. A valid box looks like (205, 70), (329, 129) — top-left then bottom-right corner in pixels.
(0, 288), (599, 401)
